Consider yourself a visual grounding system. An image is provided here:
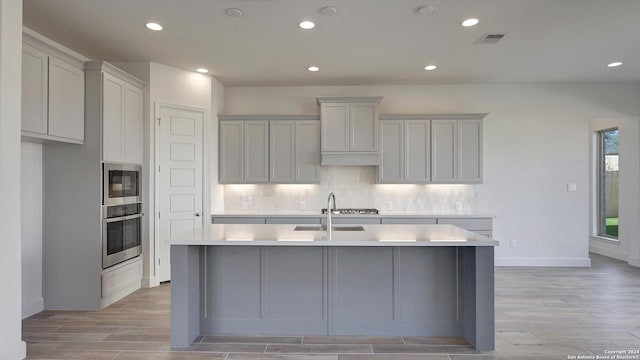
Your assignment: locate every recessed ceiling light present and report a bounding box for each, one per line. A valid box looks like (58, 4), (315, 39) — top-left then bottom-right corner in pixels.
(319, 6), (337, 16)
(308, 66), (320, 72)
(424, 65), (437, 71)
(416, 5), (435, 15)
(225, 8), (243, 17)
(607, 61), (623, 68)
(299, 20), (315, 30)
(145, 22), (163, 31)
(196, 68), (209, 73)
(461, 18), (479, 27)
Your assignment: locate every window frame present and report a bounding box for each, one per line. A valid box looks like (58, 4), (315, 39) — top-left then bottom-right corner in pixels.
(596, 127), (619, 240)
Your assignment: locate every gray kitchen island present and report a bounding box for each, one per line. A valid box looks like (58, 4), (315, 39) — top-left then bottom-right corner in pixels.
(168, 223), (498, 351)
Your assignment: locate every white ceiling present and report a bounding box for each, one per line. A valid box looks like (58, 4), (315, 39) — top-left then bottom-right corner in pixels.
(23, 0), (640, 87)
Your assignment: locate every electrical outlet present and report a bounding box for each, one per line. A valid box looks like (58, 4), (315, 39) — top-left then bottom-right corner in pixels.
(455, 201), (463, 211)
(386, 200), (393, 210)
(241, 201), (248, 210)
(567, 183), (577, 192)
(299, 201), (306, 210)
(510, 239), (517, 248)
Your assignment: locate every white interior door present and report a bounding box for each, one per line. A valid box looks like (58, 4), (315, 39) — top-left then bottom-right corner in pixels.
(158, 105), (204, 282)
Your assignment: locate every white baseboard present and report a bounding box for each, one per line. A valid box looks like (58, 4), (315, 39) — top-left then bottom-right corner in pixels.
(22, 297), (44, 319)
(628, 257), (640, 267)
(0, 341), (26, 360)
(142, 276), (159, 288)
(589, 245), (628, 262)
(495, 257), (591, 267)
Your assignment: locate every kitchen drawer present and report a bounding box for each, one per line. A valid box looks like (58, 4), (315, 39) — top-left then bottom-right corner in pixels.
(380, 217), (437, 225)
(212, 217), (266, 224)
(321, 217), (381, 225)
(436, 217), (492, 231)
(101, 258), (142, 299)
(266, 217), (321, 224)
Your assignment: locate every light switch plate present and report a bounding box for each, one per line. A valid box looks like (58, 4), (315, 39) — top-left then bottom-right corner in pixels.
(567, 183), (577, 192)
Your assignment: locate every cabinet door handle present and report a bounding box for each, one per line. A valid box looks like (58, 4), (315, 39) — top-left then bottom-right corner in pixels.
(195, 213), (201, 217)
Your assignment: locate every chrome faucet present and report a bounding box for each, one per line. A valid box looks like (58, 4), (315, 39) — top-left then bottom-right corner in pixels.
(326, 192), (337, 240)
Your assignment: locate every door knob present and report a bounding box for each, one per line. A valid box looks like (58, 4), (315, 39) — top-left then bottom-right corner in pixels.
(195, 212), (201, 217)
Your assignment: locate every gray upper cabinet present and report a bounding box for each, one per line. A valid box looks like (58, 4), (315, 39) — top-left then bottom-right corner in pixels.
(317, 97), (382, 166)
(457, 120), (483, 182)
(405, 120), (431, 182)
(270, 120), (321, 183)
(380, 114), (485, 184)
(431, 120), (457, 182)
(219, 121), (245, 183)
(378, 117), (430, 184)
(48, 57), (85, 141)
(220, 115), (320, 184)
(245, 121), (269, 183)
(270, 120), (296, 182)
(431, 116), (485, 183)
(295, 121), (321, 183)
(379, 120), (404, 183)
(123, 85), (144, 165)
(102, 73), (126, 162)
(85, 61), (145, 164)
(22, 44), (48, 135)
(219, 120), (269, 184)
(21, 36), (85, 144)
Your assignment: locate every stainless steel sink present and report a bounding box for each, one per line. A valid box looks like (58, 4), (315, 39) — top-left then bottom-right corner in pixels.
(293, 225), (365, 232)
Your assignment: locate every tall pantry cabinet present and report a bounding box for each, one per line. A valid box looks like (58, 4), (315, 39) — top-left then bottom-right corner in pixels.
(43, 61), (146, 310)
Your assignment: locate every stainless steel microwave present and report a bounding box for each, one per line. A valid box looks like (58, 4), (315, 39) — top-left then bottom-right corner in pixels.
(103, 163), (142, 206)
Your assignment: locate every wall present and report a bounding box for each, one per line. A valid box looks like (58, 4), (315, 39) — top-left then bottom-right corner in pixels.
(589, 117), (640, 266)
(0, 0), (27, 357)
(21, 142), (44, 318)
(224, 82), (640, 267)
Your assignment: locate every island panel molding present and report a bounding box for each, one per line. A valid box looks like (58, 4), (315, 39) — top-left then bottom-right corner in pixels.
(169, 223), (496, 351)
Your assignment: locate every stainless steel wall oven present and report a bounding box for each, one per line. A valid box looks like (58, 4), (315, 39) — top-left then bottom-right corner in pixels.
(103, 202), (142, 268)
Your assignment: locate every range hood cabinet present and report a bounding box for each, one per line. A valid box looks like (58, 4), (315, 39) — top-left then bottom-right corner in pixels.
(318, 96), (382, 166)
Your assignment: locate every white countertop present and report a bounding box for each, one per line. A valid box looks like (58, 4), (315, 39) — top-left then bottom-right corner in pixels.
(213, 211), (494, 218)
(168, 224), (499, 247)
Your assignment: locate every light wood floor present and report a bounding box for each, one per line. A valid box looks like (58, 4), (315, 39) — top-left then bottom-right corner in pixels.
(23, 253), (640, 360)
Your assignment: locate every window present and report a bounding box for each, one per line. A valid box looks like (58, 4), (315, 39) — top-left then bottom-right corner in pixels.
(597, 128), (619, 239)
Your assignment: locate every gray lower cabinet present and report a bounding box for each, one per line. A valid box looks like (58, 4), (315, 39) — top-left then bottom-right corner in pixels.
(437, 217), (493, 237)
(431, 117), (483, 183)
(379, 118), (430, 183)
(266, 217), (321, 224)
(380, 217), (436, 224)
(175, 243), (495, 350)
(201, 246), (463, 336)
(270, 120), (321, 183)
(212, 217), (266, 224)
(21, 39), (85, 144)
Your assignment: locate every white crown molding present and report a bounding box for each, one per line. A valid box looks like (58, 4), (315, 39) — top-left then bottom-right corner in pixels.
(23, 26), (90, 67)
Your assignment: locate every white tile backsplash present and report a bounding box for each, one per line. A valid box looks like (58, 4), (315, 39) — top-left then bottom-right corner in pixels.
(223, 167), (478, 213)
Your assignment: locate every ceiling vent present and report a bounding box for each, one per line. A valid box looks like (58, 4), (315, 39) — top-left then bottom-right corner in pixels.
(475, 33), (506, 45)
